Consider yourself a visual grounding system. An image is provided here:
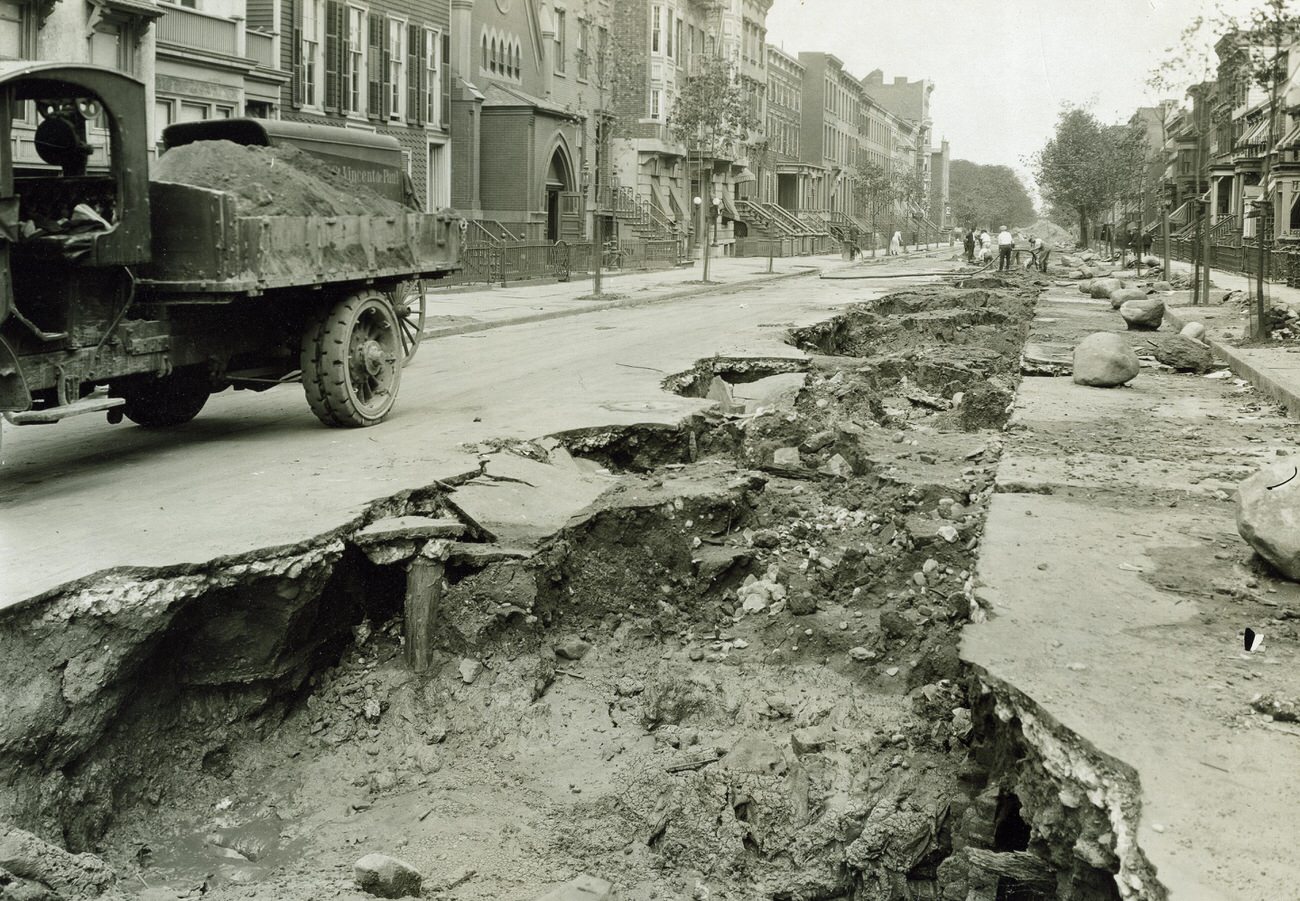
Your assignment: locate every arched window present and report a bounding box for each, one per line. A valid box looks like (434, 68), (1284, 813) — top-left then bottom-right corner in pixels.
(481, 34), (487, 69)
(492, 38), (499, 72)
(514, 43), (521, 77)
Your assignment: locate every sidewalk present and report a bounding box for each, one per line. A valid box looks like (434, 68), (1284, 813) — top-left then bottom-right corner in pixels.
(421, 248), (951, 339)
(1156, 258), (1300, 420)
(965, 279), (1300, 899)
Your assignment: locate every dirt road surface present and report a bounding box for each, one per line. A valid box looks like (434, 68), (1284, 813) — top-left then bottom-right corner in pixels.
(0, 258), (953, 609)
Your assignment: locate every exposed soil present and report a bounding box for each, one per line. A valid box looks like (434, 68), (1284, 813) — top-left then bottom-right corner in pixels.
(152, 141), (404, 218)
(0, 270), (1142, 901)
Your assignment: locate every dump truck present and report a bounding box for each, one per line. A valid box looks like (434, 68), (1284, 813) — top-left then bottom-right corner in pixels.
(0, 63), (462, 444)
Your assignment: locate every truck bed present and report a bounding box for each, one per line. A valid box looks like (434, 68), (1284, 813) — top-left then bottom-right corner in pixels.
(139, 182), (461, 295)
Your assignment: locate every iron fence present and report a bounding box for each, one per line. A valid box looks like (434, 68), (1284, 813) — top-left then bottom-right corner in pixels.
(1164, 238), (1300, 284)
(446, 239), (692, 286)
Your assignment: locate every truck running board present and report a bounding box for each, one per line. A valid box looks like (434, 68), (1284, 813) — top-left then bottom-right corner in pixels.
(5, 395), (125, 425)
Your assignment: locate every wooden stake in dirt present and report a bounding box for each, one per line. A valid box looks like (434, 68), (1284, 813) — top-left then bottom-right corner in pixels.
(405, 540), (450, 672)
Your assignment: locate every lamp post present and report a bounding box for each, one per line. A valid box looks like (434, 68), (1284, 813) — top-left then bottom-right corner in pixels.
(694, 195), (708, 282)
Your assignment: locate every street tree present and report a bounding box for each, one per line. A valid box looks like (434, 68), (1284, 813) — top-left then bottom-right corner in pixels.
(1033, 107), (1120, 246)
(852, 161), (896, 257)
(892, 168), (928, 247)
(573, 3), (630, 297)
(667, 54), (761, 280)
(947, 160), (1035, 232)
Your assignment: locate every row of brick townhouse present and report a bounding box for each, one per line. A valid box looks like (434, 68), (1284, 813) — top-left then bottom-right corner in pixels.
(1121, 25), (1300, 267)
(742, 50), (950, 250)
(1, 0), (949, 256)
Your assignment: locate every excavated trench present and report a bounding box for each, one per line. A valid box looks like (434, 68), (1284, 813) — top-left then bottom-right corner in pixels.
(0, 271), (1159, 901)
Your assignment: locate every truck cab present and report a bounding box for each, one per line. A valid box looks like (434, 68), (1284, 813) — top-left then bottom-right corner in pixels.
(0, 63), (152, 417)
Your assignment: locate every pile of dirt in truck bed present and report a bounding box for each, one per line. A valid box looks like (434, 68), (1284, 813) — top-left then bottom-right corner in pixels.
(152, 140), (404, 218)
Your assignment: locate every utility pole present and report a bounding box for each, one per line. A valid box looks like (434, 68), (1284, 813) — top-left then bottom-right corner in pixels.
(592, 118), (605, 297)
(1162, 204), (1171, 283)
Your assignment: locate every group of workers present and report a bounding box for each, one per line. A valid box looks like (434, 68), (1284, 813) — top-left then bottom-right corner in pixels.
(962, 227), (1051, 272)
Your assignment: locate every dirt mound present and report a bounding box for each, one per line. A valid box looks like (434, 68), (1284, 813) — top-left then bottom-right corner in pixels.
(152, 140), (403, 218)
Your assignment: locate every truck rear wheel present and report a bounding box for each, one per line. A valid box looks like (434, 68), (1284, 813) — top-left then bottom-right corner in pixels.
(301, 291), (402, 427)
(122, 370), (211, 427)
(393, 280), (426, 367)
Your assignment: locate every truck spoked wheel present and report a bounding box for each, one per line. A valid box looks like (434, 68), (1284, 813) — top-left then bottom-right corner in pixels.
(393, 280), (426, 366)
(121, 370), (211, 427)
(301, 291), (402, 427)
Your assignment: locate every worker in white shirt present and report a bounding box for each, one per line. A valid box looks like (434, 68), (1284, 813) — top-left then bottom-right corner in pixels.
(996, 226), (1014, 272)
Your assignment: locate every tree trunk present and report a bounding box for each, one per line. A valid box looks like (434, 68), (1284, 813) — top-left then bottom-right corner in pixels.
(1078, 210), (1089, 247)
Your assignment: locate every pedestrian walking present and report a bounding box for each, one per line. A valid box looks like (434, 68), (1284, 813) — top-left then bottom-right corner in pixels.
(889, 230), (902, 256)
(964, 229), (975, 263)
(996, 226), (1014, 271)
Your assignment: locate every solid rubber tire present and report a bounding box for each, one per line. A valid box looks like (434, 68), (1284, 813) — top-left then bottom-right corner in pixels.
(300, 291), (402, 427)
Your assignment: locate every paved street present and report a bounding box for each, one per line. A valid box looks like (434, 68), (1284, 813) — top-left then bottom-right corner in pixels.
(0, 253), (950, 608)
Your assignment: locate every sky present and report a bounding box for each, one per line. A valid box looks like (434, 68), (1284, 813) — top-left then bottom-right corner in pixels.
(765, 0), (1249, 197)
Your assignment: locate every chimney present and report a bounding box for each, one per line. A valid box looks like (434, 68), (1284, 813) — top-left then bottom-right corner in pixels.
(451, 0), (472, 83)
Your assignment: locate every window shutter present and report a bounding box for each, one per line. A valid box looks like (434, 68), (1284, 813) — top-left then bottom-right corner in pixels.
(379, 20), (391, 119)
(407, 23), (419, 125)
(324, 0), (340, 111)
(367, 15), (381, 118)
(291, 29), (304, 107)
(441, 31), (450, 130)
(340, 7), (352, 113)
(289, 0), (303, 108)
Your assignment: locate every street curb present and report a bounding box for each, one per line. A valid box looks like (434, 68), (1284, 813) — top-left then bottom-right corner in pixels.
(1164, 308), (1300, 420)
(422, 264), (825, 340)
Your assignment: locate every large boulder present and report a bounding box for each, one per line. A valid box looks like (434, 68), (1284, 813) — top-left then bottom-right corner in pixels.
(1073, 332), (1139, 387)
(1180, 321), (1207, 341)
(1120, 296), (1165, 331)
(1078, 279), (1095, 294)
(1109, 287), (1148, 310)
(1237, 458), (1300, 581)
(355, 854), (423, 899)
(1154, 334), (1213, 372)
(1089, 277), (1123, 299)
(1149, 281), (1173, 292)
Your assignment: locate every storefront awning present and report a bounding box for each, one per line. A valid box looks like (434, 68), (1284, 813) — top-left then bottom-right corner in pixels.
(1279, 122), (1300, 149)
